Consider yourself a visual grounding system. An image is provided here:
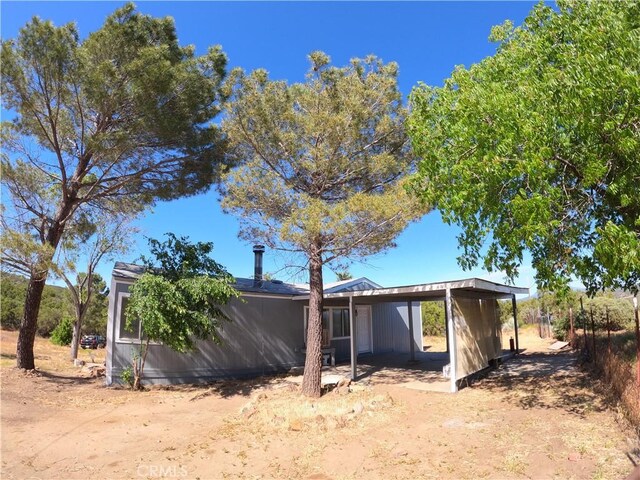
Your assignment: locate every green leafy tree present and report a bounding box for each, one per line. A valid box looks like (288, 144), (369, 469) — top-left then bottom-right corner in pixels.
(421, 301), (446, 337)
(221, 52), (424, 397)
(81, 284), (109, 337)
(0, 273), (78, 336)
(0, 274), (27, 330)
(126, 234), (240, 390)
(56, 214), (134, 360)
(50, 315), (74, 346)
(408, 0), (640, 295)
(64, 273), (109, 359)
(1, 4), (229, 369)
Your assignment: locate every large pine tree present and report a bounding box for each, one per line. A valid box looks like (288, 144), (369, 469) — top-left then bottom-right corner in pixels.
(1, 4), (230, 369)
(221, 52), (425, 397)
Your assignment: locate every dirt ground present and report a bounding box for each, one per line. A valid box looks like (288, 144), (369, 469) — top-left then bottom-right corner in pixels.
(1, 328), (638, 480)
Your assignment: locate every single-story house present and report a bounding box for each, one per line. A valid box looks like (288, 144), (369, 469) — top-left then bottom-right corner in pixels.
(106, 246), (528, 392)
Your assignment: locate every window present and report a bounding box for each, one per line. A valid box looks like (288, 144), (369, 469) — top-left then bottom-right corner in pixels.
(304, 306), (351, 345)
(117, 294), (142, 342)
(332, 308), (350, 339)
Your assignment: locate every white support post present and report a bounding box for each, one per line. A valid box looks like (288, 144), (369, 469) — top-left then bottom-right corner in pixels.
(349, 295), (357, 381)
(443, 300), (449, 354)
(511, 294), (519, 353)
(445, 287), (457, 393)
(408, 300), (415, 362)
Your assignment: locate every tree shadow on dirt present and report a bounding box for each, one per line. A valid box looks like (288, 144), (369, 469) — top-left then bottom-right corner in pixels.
(35, 370), (101, 386)
(149, 373), (300, 400)
(475, 351), (608, 418)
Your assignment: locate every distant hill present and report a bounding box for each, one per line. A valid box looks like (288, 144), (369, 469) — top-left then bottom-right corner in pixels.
(1, 273), (68, 336)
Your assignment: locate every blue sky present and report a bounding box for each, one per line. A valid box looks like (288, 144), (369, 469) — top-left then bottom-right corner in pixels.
(2, 1), (542, 294)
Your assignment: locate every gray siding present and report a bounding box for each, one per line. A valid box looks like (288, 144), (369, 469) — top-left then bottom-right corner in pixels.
(107, 281), (305, 384)
(106, 277), (424, 383)
(331, 338), (351, 362)
(371, 302), (422, 354)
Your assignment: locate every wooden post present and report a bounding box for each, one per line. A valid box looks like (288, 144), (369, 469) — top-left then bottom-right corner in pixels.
(580, 297), (588, 355)
(606, 306), (611, 353)
(511, 294), (519, 353)
(407, 301), (416, 362)
(569, 307), (574, 347)
(538, 307), (542, 338)
(349, 296), (357, 381)
(590, 306), (596, 365)
(445, 287), (457, 393)
(634, 295), (639, 388)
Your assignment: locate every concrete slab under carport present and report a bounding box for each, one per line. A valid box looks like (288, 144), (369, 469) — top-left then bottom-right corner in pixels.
(321, 351), (452, 393)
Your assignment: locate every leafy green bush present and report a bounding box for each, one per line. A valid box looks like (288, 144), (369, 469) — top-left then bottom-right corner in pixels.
(50, 315), (74, 346)
(552, 295), (633, 340)
(120, 366), (134, 388)
(421, 301), (445, 336)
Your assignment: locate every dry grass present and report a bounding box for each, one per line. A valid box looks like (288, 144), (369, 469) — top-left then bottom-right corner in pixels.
(1, 328), (638, 480)
(588, 330), (640, 431)
(0, 329), (105, 373)
(219, 383), (400, 439)
(502, 451), (529, 476)
(423, 335), (447, 352)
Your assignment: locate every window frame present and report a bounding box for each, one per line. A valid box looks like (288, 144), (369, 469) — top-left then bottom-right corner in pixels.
(331, 307), (350, 340)
(115, 292), (158, 345)
(303, 306), (352, 344)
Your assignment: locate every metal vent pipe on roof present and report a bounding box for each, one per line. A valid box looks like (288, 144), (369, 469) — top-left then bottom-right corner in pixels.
(253, 245), (265, 286)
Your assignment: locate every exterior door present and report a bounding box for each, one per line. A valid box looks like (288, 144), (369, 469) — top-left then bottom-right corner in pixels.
(356, 306), (372, 353)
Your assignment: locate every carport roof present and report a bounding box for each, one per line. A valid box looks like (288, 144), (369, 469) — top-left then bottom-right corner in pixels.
(293, 277), (528, 303)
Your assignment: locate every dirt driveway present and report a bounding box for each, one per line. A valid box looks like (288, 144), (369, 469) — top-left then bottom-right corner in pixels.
(1, 330), (638, 479)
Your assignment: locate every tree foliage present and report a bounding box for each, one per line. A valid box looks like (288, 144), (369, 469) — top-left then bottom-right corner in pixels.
(50, 315), (74, 346)
(335, 270), (353, 281)
(126, 234), (239, 389)
(221, 52), (424, 396)
(552, 292), (635, 340)
(421, 301), (446, 336)
(0, 274), (72, 336)
(56, 214), (133, 360)
(408, 0), (640, 294)
(1, 3), (230, 369)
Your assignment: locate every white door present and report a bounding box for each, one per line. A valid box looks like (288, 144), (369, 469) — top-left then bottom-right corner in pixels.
(356, 307), (372, 353)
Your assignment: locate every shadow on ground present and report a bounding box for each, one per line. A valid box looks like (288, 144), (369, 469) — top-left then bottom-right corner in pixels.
(150, 374), (297, 400)
(476, 350), (608, 417)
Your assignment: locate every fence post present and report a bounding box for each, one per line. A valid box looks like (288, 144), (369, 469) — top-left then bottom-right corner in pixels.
(590, 306), (596, 366)
(580, 297), (587, 356)
(569, 306), (574, 347)
(633, 295), (639, 389)
(606, 306), (611, 353)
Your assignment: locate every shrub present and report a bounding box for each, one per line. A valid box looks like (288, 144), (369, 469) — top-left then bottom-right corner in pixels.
(50, 316), (74, 346)
(120, 366), (134, 388)
(421, 301), (445, 336)
(553, 296), (633, 340)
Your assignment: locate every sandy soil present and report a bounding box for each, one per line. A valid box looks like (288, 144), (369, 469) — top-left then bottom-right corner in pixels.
(1, 329), (638, 480)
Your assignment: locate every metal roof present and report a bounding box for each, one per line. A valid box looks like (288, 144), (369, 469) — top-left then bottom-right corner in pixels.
(292, 277), (528, 303)
(112, 262), (528, 300)
(112, 262), (308, 296)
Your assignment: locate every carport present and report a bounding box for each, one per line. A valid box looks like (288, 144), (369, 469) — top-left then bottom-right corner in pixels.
(294, 278), (528, 392)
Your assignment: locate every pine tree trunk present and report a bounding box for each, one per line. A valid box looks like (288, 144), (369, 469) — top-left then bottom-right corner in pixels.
(16, 276), (47, 369)
(15, 214), (68, 369)
(301, 245), (324, 398)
